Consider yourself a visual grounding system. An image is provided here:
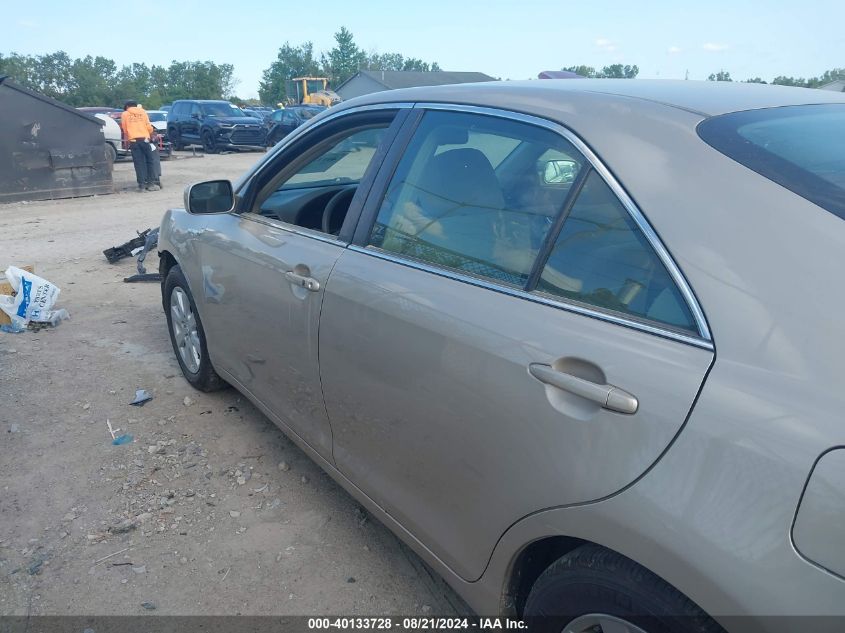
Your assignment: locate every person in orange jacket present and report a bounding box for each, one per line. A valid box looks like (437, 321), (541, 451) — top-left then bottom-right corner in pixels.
(121, 100), (161, 192)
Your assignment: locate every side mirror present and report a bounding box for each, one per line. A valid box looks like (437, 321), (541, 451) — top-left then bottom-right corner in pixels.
(543, 159), (579, 185)
(184, 180), (234, 214)
(191, 112), (201, 120)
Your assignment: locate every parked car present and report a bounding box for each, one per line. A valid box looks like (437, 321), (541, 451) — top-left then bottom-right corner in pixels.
(265, 105), (326, 145)
(76, 106), (121, 117)
(242, 108), (272, 123)
(146, 110), (169, 135)
(166, 100), (266, 153)
(76, 109), (127, 163)
(158, 81), (845, 633)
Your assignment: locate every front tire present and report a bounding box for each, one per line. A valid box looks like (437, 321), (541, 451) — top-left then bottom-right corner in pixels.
(524, 545), (723, 633)
(164, 265), (226, 392)
(169, 127), (184, 151)
(202, 130), (217, 154)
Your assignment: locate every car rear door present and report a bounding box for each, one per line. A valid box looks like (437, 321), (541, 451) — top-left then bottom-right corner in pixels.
(194, 106), (406, 461)
(318, 106), (714, 581)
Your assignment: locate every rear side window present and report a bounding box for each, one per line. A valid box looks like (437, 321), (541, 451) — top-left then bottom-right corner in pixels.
(368, 110), (585, 288)
(698, 104), (845, 219)
(534, 171), (697, 334)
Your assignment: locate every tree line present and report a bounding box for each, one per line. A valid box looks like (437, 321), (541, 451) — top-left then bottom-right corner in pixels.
(0, 27), (442, 108)
(562, 64), (845, 87)
(257, 27), (441, 104)
(707, 68), (845, 86)
(1, 28), (842, 109)
(0, 51), (235, 109)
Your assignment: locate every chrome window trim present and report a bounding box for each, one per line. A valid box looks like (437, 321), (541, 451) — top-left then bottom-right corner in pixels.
(350, 245), (713, 351)
(241, 212), (348, 247)
(409, 102), (713, 344)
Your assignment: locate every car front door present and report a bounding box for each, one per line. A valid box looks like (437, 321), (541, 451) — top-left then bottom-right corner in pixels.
(281, 110), (298, 137)
(194, 107), (405, 460)
(318, 107), (714, 580)
(184, 103), (202, 142)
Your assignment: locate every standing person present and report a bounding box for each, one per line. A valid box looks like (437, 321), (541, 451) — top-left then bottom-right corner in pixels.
(120, 100), (161, 192)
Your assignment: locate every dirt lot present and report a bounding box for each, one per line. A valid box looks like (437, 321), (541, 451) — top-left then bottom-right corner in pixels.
(0, 153), (468, 617)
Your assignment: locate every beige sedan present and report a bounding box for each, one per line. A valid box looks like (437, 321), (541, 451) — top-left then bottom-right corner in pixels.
(158, 80), (845, 633)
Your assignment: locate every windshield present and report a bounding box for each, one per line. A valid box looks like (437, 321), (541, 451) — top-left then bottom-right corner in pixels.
(698, 104), (845, 219)
(202, 103), (245, 118)
(148, 112), (167, 122)
(306, 80), (325, 94)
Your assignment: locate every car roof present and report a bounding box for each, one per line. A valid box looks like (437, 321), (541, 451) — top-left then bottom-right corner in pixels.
(175, 99), (232, 104)
(342, 79), (845, 118)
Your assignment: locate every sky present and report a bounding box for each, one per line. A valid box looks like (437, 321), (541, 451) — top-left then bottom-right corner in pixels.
(5, 0), (844, 98)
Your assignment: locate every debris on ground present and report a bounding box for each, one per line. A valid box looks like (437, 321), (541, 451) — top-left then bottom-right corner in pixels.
(0, 265), (69, 331)
(140, 602), (156, 610)
(112, 434), (133, 446)
(106, 420), (122, 441)
(103, 228), (157, 264)
(130, 389), (153, 406)
(103, 227), (163, 283)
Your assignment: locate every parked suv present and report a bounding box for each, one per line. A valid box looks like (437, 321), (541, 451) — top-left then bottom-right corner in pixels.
(166, 100), (266, 153)
(265, 105), (326, 146)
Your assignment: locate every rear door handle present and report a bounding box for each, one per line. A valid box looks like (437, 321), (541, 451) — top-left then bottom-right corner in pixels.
(285, 271), (320, 292)
(528, 363), (638, 414)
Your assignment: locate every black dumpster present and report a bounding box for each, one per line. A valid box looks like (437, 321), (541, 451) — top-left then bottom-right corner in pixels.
(0, 76), (113, 203)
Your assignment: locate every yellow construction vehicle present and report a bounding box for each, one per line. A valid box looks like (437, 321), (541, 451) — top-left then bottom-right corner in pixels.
(283, 77), (342, 107)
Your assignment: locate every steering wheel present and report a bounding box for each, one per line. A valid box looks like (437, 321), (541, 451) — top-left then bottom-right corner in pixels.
(321, 186), (357, 235)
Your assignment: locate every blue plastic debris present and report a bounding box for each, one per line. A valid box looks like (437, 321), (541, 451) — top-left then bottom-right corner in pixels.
(112, 434), (134, 446)
(130, 389), (153, 406)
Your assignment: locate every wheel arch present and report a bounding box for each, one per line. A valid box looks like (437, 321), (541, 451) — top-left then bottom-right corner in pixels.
(498, 532), (726, 623)
(158, 249), (178, 282)
(501, 535), (586, 617)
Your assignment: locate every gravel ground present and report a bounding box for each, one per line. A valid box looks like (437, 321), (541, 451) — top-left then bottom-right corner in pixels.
(0, 153), (468, 617)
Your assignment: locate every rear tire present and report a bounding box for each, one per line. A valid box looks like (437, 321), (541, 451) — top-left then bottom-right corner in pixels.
(524, 545), (724, 633)
(105, 142), (117, 165)
(164, 265), (226, 392)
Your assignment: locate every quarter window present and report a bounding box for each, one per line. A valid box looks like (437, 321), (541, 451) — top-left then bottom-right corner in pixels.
(369, 111), (585, 287)
(535, 171), (697, 333)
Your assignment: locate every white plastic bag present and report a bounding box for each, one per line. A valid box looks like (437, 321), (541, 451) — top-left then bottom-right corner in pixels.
(0, 266), (62, 329)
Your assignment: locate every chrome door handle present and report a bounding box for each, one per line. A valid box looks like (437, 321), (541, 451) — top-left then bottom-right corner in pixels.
(528, 363), (639, 414)
(285, 271), (320, 292)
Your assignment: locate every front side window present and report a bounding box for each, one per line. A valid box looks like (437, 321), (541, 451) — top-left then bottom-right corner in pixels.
(368, 110), (584, 287)
(255, 114), (396, 234)
(535, 171), (697, 333)
(698, 104), (845, 219)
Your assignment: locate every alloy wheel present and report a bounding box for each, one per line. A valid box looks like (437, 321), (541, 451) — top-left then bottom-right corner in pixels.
(170, 286), (200, 374)
(563, 614), (649, 633)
